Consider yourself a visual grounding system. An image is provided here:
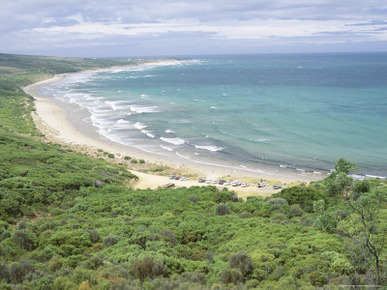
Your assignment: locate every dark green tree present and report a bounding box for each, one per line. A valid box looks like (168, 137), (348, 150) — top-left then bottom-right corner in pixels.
(334, 158), (358, 175)
(325, 158), (358, 196)
(338, 188), (387, 285)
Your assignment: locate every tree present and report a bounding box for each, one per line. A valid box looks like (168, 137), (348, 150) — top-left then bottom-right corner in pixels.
(337, 188), (387, 285)
(334, 158), (358, 175)
(325, 158), (358, 196)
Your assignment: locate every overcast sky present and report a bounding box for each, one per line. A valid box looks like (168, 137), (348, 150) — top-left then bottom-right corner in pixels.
(1, 0), (387, 57)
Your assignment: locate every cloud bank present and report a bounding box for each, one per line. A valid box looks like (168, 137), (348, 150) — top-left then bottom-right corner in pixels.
(1, 0), (387, 56)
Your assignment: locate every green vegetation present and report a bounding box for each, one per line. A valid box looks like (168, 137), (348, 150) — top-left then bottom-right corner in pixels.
(0, 54), (386, 289)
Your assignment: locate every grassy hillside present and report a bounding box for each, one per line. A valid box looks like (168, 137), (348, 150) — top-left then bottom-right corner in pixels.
(0, 54), (386, 289)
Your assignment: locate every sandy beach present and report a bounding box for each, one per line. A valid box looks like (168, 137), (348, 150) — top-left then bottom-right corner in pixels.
(23, 71), (325, 199)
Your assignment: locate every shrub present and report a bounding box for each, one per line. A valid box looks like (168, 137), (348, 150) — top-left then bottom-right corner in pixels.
(188, 195), (199, 203)
(313, 199), (326, 214)
(267, 197), (288, 205)
(336, 209), (349, 220)
(315, 212), (338, 233)
(0, 231), (11, 241)
(351, 179), (371, 199)
(205, 251), (214, 264)
(220, 268), (243, 284)
(88, 230), (100, 243)
(308, 271), (327, 286)
(229, 251), (254, 276)
(269, 266), (286, 281)
(0, 264), (10, 282)
(150, 166), (164, 172)
(139, 159), (145, 164)
(239, 211), (250, 219)
(270, 212), (288, 224)
(18, 221), (27, 230)
(103, 236), (119, 246)
(216, 203), (231, 215)
(11, 230), (36, 251)
(289, 204), (303, 217)
(9, 260), (35, 284)
(299, 215), (315, 227)
(269, 204), (285, 213)
(131, 257), (166, 281)
(273, 186), (326, 212)
(52, 276), (76, 290)
(179, 272), (206, 284)
(124, 156), (132, 160)
(107, 153), (115, 158)
(130, 159), (138, 164)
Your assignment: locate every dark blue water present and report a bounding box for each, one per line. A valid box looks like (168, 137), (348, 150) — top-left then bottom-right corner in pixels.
(40, 53), (387, 177)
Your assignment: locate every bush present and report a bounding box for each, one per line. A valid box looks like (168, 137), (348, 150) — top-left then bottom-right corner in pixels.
(299, 215), (315, 227)
(336, 209), (349, 220)
(0, 231), (11, 241)
(351, 179), (371, 199)
(267, 197), (288, 205)
(273, 186), (326, 212)
(188, 195), (199, 203)
(269, 204), (285, 213)
(289, 204), (303, 217)
(239, 211), (250, 219)
(9, 260), (35, 284)
(11, 230), (36, 251)
(229, 251), (254, 276)
(308, 271), (327, 286)
(220, 268), (244, 284)
(313, 199), (326, 214)
(216, 203), (231, 215)
(269, 266), (286, 281)
(0, 264), (10, 282)
(88, 230), (100, 243)
(315, 213), (338, 233)
(131, 257), (166, 281)
(179, 272), (206, 284)
(18, 221), (27, 230)
(103, 236), (119, 246)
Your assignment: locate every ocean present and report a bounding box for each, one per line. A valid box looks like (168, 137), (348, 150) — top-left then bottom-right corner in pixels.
(38, 53), (387, 178)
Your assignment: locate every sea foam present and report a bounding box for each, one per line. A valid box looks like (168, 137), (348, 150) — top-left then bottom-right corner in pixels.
(194, 145), (224, 152)
(134, 122), (148, 130)
(160, 137), (186, 145)
(130, 105), (159, 113)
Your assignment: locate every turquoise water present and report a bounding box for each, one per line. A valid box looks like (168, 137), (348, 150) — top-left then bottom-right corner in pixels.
(39, 54), (387, 177)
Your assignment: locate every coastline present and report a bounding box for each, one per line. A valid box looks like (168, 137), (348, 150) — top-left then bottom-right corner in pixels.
(23, 69), (325, 198)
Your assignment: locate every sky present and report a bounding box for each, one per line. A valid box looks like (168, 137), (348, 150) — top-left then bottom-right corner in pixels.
(1, 0), (387, 57)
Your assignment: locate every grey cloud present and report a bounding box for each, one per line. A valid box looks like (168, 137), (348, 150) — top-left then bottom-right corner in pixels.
(2, 0), (387, 56)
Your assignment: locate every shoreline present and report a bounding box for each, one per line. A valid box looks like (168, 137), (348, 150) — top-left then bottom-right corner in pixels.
(23, 69), (325, 198)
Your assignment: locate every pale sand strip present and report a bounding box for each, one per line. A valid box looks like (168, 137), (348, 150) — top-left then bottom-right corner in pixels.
(23, 73), (324, 198)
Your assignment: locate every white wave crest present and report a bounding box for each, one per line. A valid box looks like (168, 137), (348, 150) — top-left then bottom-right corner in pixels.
(160, 137), (186, 145)
(160, 145), (173, 152)
(130, 105), (159, 113)
(134, 122), (148, 130)
(141, 130), (155, 138)
(194, 145), (224, 152)
(117, 119), (130, 124)
(165, 129), (175, 134)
